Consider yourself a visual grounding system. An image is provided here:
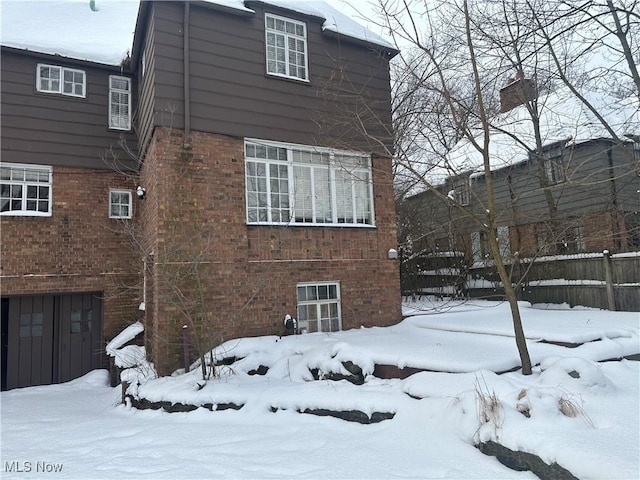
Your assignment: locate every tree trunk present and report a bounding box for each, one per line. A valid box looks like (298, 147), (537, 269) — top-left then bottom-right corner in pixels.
(489, 236), (532, 375)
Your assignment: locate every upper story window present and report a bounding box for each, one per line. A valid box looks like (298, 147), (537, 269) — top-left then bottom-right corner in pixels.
(450, 177), (470, 205)
(1, 163), (52, 216)
(265, 14), (308, 81)
(542, 142), (566, 184)
(109, 189), (132, 219)
(36, 64), (86, 98)
(245, 140), (374, 226)
(109, 76), (131, 130)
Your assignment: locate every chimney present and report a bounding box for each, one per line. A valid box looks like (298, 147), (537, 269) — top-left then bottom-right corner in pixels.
(499, 76), (537, 112)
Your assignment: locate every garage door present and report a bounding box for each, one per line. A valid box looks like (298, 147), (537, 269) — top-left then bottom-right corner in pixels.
(1, 293), (103, 391)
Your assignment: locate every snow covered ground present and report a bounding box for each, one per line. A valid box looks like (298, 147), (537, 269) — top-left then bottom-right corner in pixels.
(1, 299), (638, 479)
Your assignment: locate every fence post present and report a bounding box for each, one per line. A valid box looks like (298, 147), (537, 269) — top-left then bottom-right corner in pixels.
(182, 324), (190, 373)
(602, 250), (616, 311)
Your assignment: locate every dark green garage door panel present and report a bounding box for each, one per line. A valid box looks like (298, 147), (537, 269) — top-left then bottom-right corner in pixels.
(58, 293), (103, 384)
(6, 296), (55, 388)
(2, 293), (103, 390)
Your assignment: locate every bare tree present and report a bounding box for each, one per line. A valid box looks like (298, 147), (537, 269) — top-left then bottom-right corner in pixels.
(370, 0), (637, 374)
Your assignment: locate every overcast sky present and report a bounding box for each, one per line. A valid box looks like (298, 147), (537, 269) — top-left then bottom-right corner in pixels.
(327, 0), (395, 46)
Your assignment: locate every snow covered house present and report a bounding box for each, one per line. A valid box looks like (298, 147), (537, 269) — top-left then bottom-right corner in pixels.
(0, 0), (401, 389)
(402, 78), (640, 265)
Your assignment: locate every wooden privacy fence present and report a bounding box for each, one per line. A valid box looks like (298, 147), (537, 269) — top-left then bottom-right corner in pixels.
(402, 252), (640, 311)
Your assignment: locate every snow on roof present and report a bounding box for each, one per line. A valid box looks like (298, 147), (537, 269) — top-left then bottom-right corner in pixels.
(245, 0), (397, 51)
(0, 0), (140, 65)
(0, 0), (394, 67)
(447, 86), (640, 175)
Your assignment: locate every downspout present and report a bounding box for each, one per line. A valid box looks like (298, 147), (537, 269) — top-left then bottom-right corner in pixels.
(142, 256), (147, 312)
(183, 1), (191, 148)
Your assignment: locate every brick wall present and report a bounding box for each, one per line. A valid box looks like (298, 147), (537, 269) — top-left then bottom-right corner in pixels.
(140, 128), (402, 374)
(1, 166), (141, 339)
(583, 211), (628, 251)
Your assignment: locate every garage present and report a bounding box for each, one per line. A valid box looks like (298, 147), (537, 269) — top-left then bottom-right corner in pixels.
(1, 293), (103, 391)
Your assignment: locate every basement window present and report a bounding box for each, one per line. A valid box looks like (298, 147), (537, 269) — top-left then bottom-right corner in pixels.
(296, 283), (341, 333)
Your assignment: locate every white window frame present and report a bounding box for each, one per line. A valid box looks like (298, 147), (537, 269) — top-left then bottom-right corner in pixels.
(109, 189), (132, 219)
(265, 13), (309, 82)
(36, 64), (86, 98)
(1, 163), (52, 216)
(245, 139), (375, 227)
(296, 282), (341, 333)
(109, 75), (132, 130)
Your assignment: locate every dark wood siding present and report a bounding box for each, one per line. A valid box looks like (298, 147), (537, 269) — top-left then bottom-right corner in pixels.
(612, 141), (639, 211)
(1, 49), (138, 170)
(136, 6), (157, 155)
(404, 139), (639, 256)
(468, 141), (629, 224)
(149, 1), (393, 153)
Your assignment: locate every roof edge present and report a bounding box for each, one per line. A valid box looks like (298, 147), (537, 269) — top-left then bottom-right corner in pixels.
(0, 45), (130, 71)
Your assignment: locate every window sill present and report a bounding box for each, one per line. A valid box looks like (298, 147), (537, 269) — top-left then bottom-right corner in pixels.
(34, 90), (86, 100)
(247, 222), (376, 229)
(1, 212), (52, 217)
(264, 73), (310, 85)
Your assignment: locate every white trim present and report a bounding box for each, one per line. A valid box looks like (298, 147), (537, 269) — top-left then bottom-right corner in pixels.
(36, 63), (86, 98)
(264, 13), (309, 82)
(109, 189), (132, 219)
(244, 139), (374, 227)
(108, 75), (132, 131)
(296, 281), (342, 333)
(245, 138), (369, 159)
(1, 163), (52, 216)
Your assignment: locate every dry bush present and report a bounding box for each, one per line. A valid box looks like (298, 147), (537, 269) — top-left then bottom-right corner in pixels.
(475, 376), (504, 440)
(558, 395), (594, 428)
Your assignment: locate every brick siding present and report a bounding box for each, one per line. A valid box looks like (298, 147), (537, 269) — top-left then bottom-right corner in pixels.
(1, 166), (141, 339)
(140, 128), (402, 374)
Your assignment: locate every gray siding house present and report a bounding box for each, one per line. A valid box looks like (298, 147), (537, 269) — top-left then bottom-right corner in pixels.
(1, 0), (401, 388)
(400, 79), (639, 293)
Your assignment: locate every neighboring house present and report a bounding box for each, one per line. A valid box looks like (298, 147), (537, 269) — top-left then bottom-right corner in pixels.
(1, 0), (401, 389)
(402, 78), (640, 267)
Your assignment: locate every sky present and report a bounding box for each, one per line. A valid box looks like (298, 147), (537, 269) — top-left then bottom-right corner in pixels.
(2, 298), (639, 479)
